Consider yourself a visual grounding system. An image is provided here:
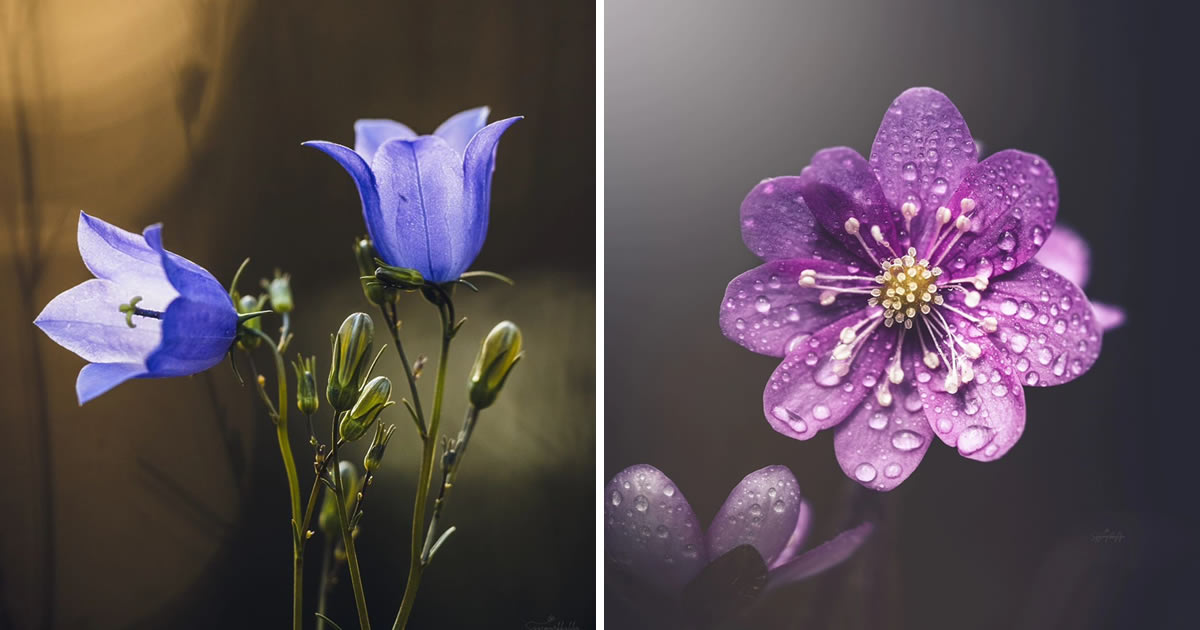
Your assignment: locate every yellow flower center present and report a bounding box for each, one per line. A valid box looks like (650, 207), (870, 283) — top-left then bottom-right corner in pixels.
(868, 247), (944, 328)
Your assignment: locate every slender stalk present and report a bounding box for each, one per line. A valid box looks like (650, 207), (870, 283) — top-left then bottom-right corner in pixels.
(247, 328), (303, 630)
(330, 436), (371, 629)
(420, 405), (479, 563)
(383, 302), (426, 435)
(392, 304), (453, 630)
(315, 537), (335, 630)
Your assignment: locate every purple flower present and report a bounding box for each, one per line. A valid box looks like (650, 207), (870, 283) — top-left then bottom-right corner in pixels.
(720, 88), (1105, 491)
(303, 107), (521, 283)
(34, 212), (238, 404)
(605, 464), (872, 620)
(1034, 225), (1125, 331)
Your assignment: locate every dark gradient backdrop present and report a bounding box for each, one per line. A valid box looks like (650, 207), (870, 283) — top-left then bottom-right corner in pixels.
(606, 1), (1196, 629)
(0, 1), (594, 629)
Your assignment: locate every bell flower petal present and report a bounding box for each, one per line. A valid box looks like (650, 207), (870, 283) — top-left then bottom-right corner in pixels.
(433, 106), (490, 158)
(77, 211), (176, 307)
(706, 466), (805, 567)
(460, 116), (522, 277)
(353, 119), (417, 161)
(870, 87), (978, 247)
(302, 141), (395, 265)
(34, 278), (163, 365)
(604, 464), (708, 594)
(76, 362), (147, 405)
(766, 499), (812, 570)
(1093, 301), (1125, 331)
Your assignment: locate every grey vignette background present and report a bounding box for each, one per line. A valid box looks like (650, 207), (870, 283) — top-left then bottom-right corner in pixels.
(605, 1), (1197, 629)
(0, 1), (594, 629)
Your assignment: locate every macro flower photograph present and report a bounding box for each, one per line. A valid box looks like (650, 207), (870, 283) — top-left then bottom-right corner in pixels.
(605, 1), (1194, 629)
(1, 1), (594, 628)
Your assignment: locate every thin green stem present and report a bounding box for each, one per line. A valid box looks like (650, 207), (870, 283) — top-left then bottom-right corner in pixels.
(420, 405), (479, 564)
(383, 302), (427, 436)
(247, 327), (303, 630)
(331, 436), (371, 629)
(392, 304), (453, 630)
(315, 536), (334, 630)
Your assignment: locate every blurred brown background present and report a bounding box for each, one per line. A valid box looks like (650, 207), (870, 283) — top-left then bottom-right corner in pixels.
(0, 1), (595, 628)
(605, 0), (1197, 629)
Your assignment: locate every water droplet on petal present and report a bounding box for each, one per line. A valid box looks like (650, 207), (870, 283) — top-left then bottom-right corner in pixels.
(957, 425), (995, 454)
(634, 495), (649, 512)
(610, 490), (623, 506)
(891, 430), (925, 451)
(854, 463), (878, 482)
(884, 463), (902, 478)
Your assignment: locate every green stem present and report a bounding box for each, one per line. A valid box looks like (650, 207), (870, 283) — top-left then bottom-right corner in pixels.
(420, 405), (479, 564)
(392, 305), (453, 630)
(383, 302), (426, 435)
(315, 536), (334, 630)
(331, 437), (371, 629)
(248, 327), (303, 630)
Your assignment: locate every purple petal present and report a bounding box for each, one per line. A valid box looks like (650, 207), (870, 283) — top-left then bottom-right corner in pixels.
(145, 296), (238, 377)
(605, 464), (707, 594)
(797, 147), (905, 263)
(933, 150), (1058, 281)
(763, 314), (895, 441)
(833, 344), (932, 490)
(911, 329), (1027, 462)
(302, 141), (395, 266)
(374, 136), (466, 282)
(1034, 225), (1090, 288)
(433, 106), (490, 158)
(707, 466), (805, 567)
(870, 87), (978, 247)
(720, 258), (868, 357)
(1093, 301), (1125, 331)
(461, 116), (521, 277)
(739, 176), (857, 264)
(766, 499), (811, 570)
(34, 279), (162, 365)
(76, 362), (146, 405)
(951, 262), (1102, 387)
(353, 119), (417, 161)
(76, 212), (176, 306)
(143, 225), (236, 311)
(766, 521), (874, 589)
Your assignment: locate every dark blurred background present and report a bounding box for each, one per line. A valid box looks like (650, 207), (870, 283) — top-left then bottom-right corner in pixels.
(606, 0), (1196, 629)
(0, 1), (594, 629)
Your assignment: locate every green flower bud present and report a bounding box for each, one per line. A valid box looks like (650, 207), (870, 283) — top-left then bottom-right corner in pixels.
(266, 271), (293, 313)
(291, 355), (319, 416)
(236, 294), (264, 350)
(353, 237), (389, 305)
(340, 376), (393, 441)
(327, 313), (374, 411)
(363, 423), (396, 473)
(468, 321), (523, 409)
(318, 461), (360, 536)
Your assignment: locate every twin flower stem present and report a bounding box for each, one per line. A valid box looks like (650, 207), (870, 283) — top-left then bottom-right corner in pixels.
(248, 285), (475, 630)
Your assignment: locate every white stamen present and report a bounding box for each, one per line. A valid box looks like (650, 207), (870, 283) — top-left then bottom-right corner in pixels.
(935, 206), (952, 224)
(964, 290), (981, 308)
(844, 217), (860, 234)
(954, 215), (971, 232)
(876, 382), (893, 407)
(981, 316), (998, 333)
(819, 291), (836, 306)
(960, 197), (976, 213)
(901, 202), (919, 219)
(923, 351), (940, 370)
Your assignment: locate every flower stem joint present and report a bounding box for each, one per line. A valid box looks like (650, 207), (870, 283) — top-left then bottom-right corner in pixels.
(353, 237), (390, 305)
(292, 355), (319, 416)
(468, 321), (524, 410)
(363, 422), (396, 473)
(236, 294), (267, 350)
(327, 313), (375, 411)
(340, 376), (394, 441)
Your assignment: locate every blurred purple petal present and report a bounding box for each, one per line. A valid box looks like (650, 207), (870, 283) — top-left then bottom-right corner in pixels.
(374, 136), (466, 282)
(433, 106), (490, 157)
(461, 116), (521, 277)
(766, 499), (811, 570)
(913, 328), (1027, 462)
(720, 258), (866, 357)
(1093, 301), (1125, 331)
(762, 313), (893, 441)
(353, 119), (416, 161)
(605, 464), (708, 594)
(833, 344), (932, 490)
(77, 211), (175, 305)
(739, 176), (857, 264)
(707, 466), (804, 567)
(958, 261), (1102, 387)
(767, 521), (874, 589)
(936, 150), (1058, 280)
(34, 279), (163, 365)
(1034, 225), (1090, 288)
(76, 362), (146, 405)
(797, 147), (905, 263)
(870, 87), (978, 246)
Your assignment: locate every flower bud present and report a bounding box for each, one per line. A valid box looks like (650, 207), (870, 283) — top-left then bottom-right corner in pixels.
(318, 461), (360, 536)
(340, 376), (393, 441)
(292, 355), (319, 416)
(236, 294), (263, 350)
(363, 423), (396, 473)
(468, 321), (523, 409)
(266, 271), (293, 313)
(375, 263), (425, 290)
(327, 313), (374, 411)
(353, 237), (388, 305)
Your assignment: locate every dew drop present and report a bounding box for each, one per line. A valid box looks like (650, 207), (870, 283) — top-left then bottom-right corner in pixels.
(634, 495), (649, 512)
(901, 162), (918, 181)
(1000, 299), (1018, 316)
(755, 296), (771, 314)
(854, 463), (878, 482)
(610, 490), (623, 506)
(663, 485), (676, 498)
(773, 500), (786, 513)
(884, 463), (902, 478)
(812, 404), (832, 420)
(891, 430), (925, 451)
(868, 413), (888, 430)
(957, 425), (995, 454)
(1008, 333), (1029, 354)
